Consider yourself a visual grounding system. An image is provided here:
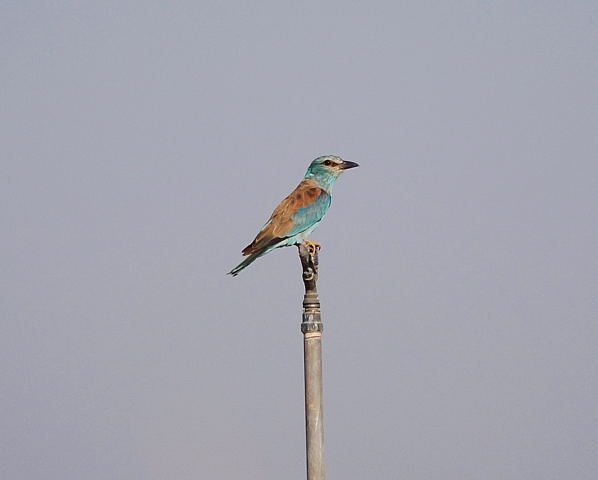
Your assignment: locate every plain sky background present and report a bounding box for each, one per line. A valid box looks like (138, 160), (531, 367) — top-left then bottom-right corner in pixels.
(2, 1), (597, 479)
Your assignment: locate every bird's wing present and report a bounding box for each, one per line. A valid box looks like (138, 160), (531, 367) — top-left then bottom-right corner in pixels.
(242, 179), (331, 256)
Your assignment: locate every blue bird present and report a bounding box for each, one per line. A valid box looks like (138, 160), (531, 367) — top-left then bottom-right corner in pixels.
(229, 155), (359, 276)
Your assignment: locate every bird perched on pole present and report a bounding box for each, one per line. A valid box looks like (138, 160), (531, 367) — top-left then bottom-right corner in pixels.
(229, 155), (359, 276)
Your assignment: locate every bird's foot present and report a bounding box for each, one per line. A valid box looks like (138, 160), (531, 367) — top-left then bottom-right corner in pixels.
(303, 239), (321, 256)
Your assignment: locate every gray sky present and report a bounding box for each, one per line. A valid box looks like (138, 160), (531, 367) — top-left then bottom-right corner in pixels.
(2, 1), (597, 479)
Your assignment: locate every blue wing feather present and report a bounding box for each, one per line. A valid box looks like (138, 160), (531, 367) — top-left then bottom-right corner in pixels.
(288, 190), (331, 237)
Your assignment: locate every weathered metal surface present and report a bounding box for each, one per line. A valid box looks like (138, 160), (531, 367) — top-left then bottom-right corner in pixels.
(298, 243), (325, 480)
(303, 331), (324, 480)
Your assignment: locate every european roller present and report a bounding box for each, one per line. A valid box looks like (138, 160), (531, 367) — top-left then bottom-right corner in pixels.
(229, 155), (359, 276)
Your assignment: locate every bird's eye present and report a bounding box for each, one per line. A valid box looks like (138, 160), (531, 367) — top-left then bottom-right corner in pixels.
(323, 160), (332, 166)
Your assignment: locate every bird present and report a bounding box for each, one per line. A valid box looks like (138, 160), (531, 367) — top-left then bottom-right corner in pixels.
(229, 155), (359, 276)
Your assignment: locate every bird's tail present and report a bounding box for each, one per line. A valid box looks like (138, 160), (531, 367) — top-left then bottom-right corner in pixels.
(228, 250), (267, 276)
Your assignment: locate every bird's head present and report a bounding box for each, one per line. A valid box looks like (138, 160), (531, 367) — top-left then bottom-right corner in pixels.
(305, 156), (359, 188)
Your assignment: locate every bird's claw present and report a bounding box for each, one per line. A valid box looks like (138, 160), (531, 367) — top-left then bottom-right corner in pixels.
(304, 239), (321, 256)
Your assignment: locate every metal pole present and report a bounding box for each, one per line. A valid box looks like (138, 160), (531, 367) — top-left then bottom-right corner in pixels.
(298, 243), (324, 480)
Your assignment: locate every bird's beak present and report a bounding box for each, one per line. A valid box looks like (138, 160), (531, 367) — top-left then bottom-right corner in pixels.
(340, 160), (359, 170)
